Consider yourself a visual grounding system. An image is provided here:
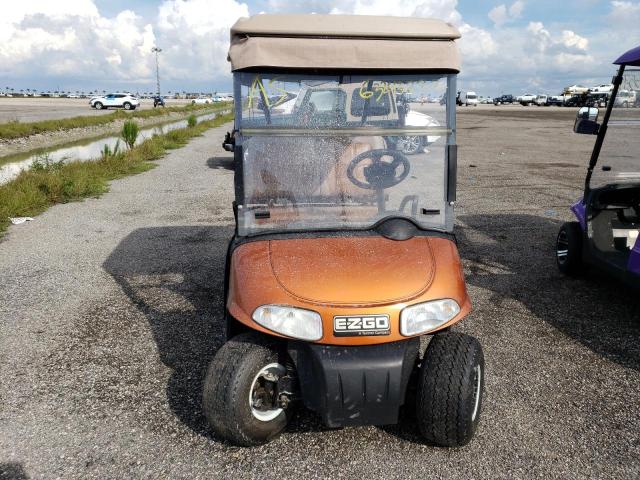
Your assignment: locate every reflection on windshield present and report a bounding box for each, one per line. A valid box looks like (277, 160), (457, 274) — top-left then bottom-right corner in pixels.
(592, 69), (640, 187)
(235, 73), (454, 235)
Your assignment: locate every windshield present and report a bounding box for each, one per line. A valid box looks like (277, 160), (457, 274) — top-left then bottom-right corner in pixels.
(233, 72), (455, 236)
(591, 69), (640, 187)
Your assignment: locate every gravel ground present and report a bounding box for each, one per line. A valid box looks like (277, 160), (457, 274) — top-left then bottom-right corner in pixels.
(0, 97), (194, 123)
(1, 109), (639, 479)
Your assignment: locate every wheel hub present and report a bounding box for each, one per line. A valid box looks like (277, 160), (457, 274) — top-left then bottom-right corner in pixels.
(471, 364), (482, 422)
(557, 231), (569, 265)
(249, 363), (286, 422)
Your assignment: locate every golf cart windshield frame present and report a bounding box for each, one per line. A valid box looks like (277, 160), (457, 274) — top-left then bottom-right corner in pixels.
(584, 65), (640, 195)
(231, 69), (458, 238)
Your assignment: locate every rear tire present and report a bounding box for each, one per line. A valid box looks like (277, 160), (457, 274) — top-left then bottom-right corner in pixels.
(202, 332), (292, 446)
(556, 221), (583, 275)
(416, 332), (484, 447)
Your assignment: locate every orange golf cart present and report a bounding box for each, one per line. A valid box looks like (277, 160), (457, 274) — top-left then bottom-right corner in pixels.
(203, 14), (484, 447)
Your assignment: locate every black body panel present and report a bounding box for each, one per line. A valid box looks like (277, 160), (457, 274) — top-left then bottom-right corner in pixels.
(287, 338), (419, 428)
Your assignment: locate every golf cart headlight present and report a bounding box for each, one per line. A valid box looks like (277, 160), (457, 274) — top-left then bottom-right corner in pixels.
(252, 305), (323, 341)
(400, 299), (460, 336)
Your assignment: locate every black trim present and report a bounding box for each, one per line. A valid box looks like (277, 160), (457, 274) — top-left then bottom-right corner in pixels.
(228, 220), (455, 250)
(233, 67), (459, 75)
(232, 144), (243, 235)
(584, 65), (626, 198)
(287, 338), (420, 427)
(447, 144), (457, 202)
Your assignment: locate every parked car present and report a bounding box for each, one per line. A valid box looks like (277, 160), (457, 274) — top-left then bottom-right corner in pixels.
(535, 95), (548, 106)
(518, 93), (537, 106)
(591, 84), (614, 94)
(615, 90), (637, 107)
(279, 83), (442, 155)
(563, 95), (587, 108)
(586, 92), (609, 108)
(546, 96), (564, 106)
(258, 93), (297, 114)
(493, 94), (514, 105)
(564, 84), (590, 95)
(192, 96), (213, 104)
(459, 91), (478, 106)
(90, 93), (139, 110)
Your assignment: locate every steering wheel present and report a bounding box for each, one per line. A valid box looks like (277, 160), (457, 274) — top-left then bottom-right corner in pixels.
(346, 149), (410, 190)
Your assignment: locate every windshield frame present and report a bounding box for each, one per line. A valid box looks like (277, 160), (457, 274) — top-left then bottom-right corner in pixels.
(232, 70), (458, 238)
(586, 66), (640, 194)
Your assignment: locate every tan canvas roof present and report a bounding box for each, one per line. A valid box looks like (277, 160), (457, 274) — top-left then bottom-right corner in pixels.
(231, 14), (460, 40)
(228, 14), (461, 72)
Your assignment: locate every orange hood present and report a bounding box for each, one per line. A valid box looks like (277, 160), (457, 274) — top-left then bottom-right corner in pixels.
(268, 236), (436, 306)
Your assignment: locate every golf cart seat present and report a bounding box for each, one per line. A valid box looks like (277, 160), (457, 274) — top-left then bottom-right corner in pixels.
(590, 186), (640, 253)
(246, 136), (383, 204)
(313, 136), (386, 200)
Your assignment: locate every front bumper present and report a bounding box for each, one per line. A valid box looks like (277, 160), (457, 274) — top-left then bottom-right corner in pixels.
(288, 337), (419, 428)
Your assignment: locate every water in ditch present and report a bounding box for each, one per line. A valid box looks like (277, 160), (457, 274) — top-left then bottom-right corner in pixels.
(0, 110), (228, 185)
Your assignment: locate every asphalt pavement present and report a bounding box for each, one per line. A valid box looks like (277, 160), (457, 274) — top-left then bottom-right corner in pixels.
(0, 109), (638, 479)
(0, 98), (195, 123)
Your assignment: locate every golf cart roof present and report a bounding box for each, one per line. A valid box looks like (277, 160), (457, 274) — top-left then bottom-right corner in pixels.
(614, 44), (640, 66)
(228, 14), (461, 72)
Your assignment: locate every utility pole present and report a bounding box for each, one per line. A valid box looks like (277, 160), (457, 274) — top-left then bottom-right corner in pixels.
(152, 47), (162, 96)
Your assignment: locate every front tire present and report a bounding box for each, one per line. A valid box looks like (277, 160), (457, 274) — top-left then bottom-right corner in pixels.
(556, 221), (583, 275)
(94, 102), (103, 110)
(123, 102), (132, 110)
(416, 332), (484, 447)
(202, 332), (292, 446)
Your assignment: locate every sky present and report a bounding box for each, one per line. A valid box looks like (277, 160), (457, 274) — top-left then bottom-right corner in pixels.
(0, 0), (639, 97)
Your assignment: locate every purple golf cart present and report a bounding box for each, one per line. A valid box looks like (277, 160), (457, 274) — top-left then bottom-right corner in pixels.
(556, 44), (640, 287)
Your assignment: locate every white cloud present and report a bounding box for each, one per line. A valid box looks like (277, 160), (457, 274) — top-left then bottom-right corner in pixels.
(329, 0), (462, 24)
(0, 0), (625, 96)
(325, 0), (497, 75)
(509, 0), (525, 18)
(489, 1), (524, 26)
(0, 0), (249, 90)
(155, 0), (249, 83)
(561, 30), (588, 51)
(0, 1), (156, 82)
(488, 5), (508, 26)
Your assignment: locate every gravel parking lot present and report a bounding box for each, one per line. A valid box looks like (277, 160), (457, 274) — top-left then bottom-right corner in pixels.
(0, 97), (196, 123)
(1, 108), (638, 479)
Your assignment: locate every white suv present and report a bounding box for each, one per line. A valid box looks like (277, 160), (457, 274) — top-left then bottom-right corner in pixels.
(90, 93), (140, 110)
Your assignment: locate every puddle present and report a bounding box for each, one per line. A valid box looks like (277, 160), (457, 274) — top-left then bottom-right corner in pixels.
(0, 110), (228, 185)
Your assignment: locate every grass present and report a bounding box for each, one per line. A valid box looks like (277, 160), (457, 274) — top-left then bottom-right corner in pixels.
(121, 120), (139, 149)
(0, 111), (234, 236)
(0, 102), (231, 140)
